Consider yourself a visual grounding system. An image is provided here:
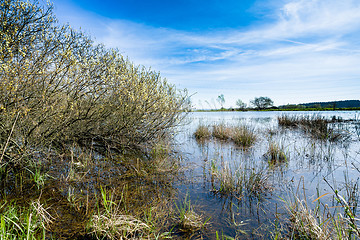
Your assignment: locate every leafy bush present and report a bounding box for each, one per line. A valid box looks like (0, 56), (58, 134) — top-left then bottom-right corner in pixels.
(0, 0), (189, 168)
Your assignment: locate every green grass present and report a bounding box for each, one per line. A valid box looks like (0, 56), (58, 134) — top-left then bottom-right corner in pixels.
(173, 194), (210, 233)
(0, 200), (51, 240)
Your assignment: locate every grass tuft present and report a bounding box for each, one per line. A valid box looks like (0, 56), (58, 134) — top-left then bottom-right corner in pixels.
(212, 124), (232, 141)
(231, 125), (257, 148)
(174, 195), (209, 233)
(89, 187), (150, 239)
(194, 124), (212, 140)
(210, 159), (271, 199)
(278, 114), (350, 142)
(195, 123), (258, 148)
(264, 141), (288, 164)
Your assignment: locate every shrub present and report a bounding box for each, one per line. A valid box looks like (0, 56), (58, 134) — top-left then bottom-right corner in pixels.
(0, 0), (189, 168)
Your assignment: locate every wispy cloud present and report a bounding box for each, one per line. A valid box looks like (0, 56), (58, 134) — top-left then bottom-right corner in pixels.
(52, 0), (360, 107)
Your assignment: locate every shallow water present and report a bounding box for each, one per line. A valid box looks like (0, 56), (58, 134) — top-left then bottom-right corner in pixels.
(175, 111), (360, 239)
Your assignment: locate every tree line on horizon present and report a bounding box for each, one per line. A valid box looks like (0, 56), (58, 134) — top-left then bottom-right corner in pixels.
(198, 96), (360, 111)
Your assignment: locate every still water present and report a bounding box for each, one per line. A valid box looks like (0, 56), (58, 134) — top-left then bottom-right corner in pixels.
(175, 111), (360, 239)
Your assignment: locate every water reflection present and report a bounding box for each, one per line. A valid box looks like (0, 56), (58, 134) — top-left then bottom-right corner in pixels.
(176, 111), (360, 239)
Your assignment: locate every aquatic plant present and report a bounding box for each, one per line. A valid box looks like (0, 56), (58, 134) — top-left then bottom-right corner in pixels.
(173, 195), (210, 233)
(212, 123), (232, 141)
(277, 115), (350, 142)
(231, 125), (257, 148)
(0, 200), (52, 240)
(265, 141), (288, 164)
(88, 187), (150, 239)
(210, 159), (271, 199)
(194, 124), (212, 140)
(277, 177), (360, 240)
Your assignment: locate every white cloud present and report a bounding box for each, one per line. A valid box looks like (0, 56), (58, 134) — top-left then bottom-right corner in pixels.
(52, 0), (360, 108)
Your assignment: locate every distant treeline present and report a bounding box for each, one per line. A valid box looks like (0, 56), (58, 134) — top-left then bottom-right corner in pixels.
(279, 100), (360, 110)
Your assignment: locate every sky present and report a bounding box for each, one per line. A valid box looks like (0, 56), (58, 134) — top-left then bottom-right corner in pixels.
(49, 0), (360, 109)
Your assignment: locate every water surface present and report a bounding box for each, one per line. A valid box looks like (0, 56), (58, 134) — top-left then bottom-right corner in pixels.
(175, 111), (360, 239)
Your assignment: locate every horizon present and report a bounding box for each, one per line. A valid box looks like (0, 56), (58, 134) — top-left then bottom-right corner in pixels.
(50, 0), (360, 108)
(196, 99), (360, 110)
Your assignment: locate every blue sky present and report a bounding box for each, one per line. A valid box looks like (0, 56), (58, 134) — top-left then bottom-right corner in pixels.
(50, 0), (360, 108)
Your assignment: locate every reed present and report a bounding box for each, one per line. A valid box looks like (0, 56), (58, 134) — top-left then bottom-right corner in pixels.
(265, 141), (288, 164)
(173, 195), (210, 233)
(277, 115), (349, 142)
(277, 178), (360, 240)
(210, 159), (271, 199)
(231, 125), (257, 148)
(212, 123), (232, 141)
(194, 124), (212, 140)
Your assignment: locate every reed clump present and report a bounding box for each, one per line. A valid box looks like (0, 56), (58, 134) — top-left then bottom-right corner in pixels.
(89, 187), (151, 240)
(194, 125), (212, 140)
(276, 178), (360, 240)
(212, 124), (232, 141)
(286, 196), (333, 239)
(210, 160), (271, 199)
(194, 123), (258, 148)
(264, 141), (288, 164)
(174, 195), (209, 234)
(231, 125), (257, 148)
(277, 115), (349, 142)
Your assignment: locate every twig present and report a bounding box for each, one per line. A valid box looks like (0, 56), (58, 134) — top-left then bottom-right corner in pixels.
(0, 112), (20, 164)
(352, 162), (360, 174)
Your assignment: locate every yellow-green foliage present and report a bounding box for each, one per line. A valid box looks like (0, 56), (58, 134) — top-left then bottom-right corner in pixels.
(0, 0), (189, 167)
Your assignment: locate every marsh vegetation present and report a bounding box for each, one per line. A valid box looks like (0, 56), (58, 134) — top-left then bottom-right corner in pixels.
(1, 0), (360, 239)
(1, 0), (190, 239)
(186, 111), (360, 239)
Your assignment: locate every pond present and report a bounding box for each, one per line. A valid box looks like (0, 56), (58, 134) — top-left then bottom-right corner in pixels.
(174, 111), (360, 239)
(1, 110), (359, 239)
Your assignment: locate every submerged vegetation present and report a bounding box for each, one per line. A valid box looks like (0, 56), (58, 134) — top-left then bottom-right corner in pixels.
(209, 159), (272, 199)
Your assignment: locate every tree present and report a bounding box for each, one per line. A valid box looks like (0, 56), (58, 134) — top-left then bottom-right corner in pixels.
(217, 94), (225, 109)
(235, 99), (247, 110)
(250, 97), (273, 110)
